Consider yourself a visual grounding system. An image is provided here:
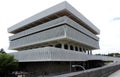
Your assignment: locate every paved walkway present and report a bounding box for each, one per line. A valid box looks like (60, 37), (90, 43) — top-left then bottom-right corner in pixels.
(108, 70), (120, 77)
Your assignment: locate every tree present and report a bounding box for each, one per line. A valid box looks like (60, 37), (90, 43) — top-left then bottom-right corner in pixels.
(107, 53), (120, 57)
(0, 52), (18, 77)
(0, 48), (5, 54)
(95, 53), (120, 57)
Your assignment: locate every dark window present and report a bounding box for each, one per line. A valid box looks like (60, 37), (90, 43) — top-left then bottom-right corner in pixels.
(41, 46), (45, 48)
(70, 45), (74, 50)
(79, 47), (82, 52)
(83, 48), (86, 53)
(64, 44), (68, 49)
(55, 44), (62, 48)
(75, 46), (78, 51)
(48, 45), (53, 47)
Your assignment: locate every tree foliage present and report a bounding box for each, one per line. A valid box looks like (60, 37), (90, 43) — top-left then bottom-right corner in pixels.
(95, 53), (120, 57)
(0, 52), (18, 76)
(0, 48), (5, 54)
(107, 53), (120, 57)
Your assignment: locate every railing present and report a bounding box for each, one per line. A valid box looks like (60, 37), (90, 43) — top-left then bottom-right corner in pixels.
(53, 63), (120, 77)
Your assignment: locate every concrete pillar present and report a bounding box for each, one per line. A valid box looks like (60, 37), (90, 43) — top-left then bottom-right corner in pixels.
(86, 50), (88, 54)
(62, 43), (64, 49)
(88, 49), (90, 55)
(68, 44), (70, 50)
(87, 49), (90, 54)
(81, 47), (84, 53)
(83, 48), (86, 53)
(90, 50), (92, 55)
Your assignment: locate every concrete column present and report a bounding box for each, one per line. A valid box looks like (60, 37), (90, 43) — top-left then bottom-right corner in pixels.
(52, 44), (55, 47)
(86, 49), (88, 54)
(88, 49), (90, 55)
(81, 47), (83, 52)
(83, 48), (86, 53)
(68, 44), (70, 50)
(77, 46), (79, 51)
(62, 43), (64, 49)
(90, 50), (92, 55)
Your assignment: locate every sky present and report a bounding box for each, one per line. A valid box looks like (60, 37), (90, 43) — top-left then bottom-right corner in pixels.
(0, 0), (120, 54)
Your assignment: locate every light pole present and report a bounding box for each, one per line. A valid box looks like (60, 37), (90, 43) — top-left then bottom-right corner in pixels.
(72, 65), (86, 71)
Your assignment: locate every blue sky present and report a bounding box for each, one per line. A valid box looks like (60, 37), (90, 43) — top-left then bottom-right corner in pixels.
(113, 17), (120, 21)
(0, 0), (120, 54)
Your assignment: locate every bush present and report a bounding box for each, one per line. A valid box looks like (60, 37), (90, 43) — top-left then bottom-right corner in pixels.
(0, 53), (18, 77)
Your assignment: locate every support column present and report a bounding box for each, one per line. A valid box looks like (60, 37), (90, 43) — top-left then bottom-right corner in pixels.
(81, 47), (83, 53)
(68, 44), (70, 50)
(90, 50), (92, 55)
(62, 43), (64, 49)
(88, 49), (90, 55)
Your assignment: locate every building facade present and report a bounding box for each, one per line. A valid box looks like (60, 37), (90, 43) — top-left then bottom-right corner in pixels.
(8, 1), (104, 77)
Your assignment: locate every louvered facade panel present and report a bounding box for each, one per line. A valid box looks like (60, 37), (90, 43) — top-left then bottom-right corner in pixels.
(9, 26), (65, 49)
(9, 16), (99, 42)
(9, 16), (66, 41)
(65, 26), (99, 49)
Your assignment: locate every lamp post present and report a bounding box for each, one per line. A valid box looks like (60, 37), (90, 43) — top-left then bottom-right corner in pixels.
(72, 65), (86, 71)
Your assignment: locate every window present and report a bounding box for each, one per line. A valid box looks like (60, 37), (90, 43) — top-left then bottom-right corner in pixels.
(83, 48), (86, 53)
(55, 44), (62, 48)
(64, 44), (68, 49)
(75, 46), (78, 51)
(48, 45), (53, 47)
(79, 47), (82, 52)
(70, 45), (74, 50)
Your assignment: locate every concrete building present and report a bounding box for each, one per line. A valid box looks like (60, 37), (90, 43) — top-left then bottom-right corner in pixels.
(8, 1), (109, 77)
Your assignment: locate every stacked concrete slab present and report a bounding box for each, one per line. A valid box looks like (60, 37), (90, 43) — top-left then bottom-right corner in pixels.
(8, 1), (102, 76)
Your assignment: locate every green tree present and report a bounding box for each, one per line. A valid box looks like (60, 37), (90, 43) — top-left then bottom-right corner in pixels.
(0, 52), (18, 77)
(0, 48), (5, 54)
(107, 53), (120, 57)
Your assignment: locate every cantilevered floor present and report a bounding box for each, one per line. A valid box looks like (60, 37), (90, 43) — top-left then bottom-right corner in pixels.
(8, 1), (100, 34)
(10, 47), (120, 62)
(9, 16), (99, 50)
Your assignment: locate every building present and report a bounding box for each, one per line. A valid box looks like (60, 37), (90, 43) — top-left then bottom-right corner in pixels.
(8, 1), (103, 77)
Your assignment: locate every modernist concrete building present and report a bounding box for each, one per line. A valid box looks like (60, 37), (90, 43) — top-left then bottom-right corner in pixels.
(7, 1), (111, 77)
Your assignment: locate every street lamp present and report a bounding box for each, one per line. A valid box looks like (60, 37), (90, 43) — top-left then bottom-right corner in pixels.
(72, 65), (86, 71)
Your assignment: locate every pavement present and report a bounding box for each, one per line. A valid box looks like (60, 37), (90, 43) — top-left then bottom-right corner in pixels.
(108, 70), (120, 77)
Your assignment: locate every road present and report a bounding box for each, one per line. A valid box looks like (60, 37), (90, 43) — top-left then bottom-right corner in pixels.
(108, 70), (120, 77)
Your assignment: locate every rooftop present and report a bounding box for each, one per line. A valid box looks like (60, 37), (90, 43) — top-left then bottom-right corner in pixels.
(8, 1), (100, 34)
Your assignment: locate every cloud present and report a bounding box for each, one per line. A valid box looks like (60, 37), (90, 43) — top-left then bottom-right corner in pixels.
(113, 17), (120, 21)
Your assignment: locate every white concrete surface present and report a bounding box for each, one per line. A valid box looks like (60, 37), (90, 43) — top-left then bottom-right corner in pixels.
(109, 69), (120, 77)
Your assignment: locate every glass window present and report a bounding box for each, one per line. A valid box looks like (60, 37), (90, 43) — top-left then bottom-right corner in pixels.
(64, 44), (68, 49)
(83, 48), (86, 53)
(79, 47), (82, 52)
(48, 45), (53, 47)
(70, 45), (74, 50)
(75, 46), (78, 51)
(55, 44), (62, 48)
